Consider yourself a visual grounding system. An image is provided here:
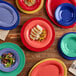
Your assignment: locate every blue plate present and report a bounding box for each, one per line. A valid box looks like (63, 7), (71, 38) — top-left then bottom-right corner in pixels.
(0, 48), (20, 72)
(58, 32), (76, 60)
(0, 1), (20, 30)
(55, 3), (76, 26)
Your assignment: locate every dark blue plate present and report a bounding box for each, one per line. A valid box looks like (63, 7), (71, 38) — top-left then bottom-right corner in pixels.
(58, 32), (76, 60)
(0, 1), (20, 30)
(55, 3), (76, 26)
(0, 48), (20, 72)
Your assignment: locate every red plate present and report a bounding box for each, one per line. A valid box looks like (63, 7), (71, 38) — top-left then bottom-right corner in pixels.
(29, 59), (64, 76)
(46, 0), (76, 28)
(21, 17), (55, 52)
(18, 0), (41, 11)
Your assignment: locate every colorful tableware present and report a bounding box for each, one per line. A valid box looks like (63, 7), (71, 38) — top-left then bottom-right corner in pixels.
(0, 48), (20, 72)
(16, 0), (44, 14)
(0, 42), (25, 76)
(58, 32), (76, 60)
(46, 0), (76, 28)
(28, 58), (67, 76)
(21, 17), (55, 52)
(0, 1), (20, 30)
(55, 3), (76, 26)
(18, 0), (41, 11)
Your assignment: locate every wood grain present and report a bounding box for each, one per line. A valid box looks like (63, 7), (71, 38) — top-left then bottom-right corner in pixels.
(2, 0), (75, 76)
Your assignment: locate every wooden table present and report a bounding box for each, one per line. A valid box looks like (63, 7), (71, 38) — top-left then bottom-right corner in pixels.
(2, 0), (75, 76)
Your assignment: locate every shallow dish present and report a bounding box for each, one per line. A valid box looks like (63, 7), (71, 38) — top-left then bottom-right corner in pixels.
(28, 58), (67, 76)
(58, 32), (76, 58)
(0, 1), (19, 30)
(21, 17), (55, 52)
(55, 3), (76, 26)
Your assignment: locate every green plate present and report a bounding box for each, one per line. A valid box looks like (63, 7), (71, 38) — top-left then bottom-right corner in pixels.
(60, 33), (76, 57)
(0, 42), (25, 76)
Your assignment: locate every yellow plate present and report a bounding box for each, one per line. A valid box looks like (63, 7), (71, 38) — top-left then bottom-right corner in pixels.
(28, 58), (67, 76)
(16, 0), (44, 14)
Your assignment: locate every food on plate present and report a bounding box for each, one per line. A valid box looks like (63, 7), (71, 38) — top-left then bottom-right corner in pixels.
(24, 0), (36, 6)
(30, 24), (47, 41)
(0, 53), (15, 68)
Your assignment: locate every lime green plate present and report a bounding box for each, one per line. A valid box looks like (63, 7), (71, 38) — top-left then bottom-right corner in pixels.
(60, 33), (76, 57)
(0, 42), (25, 76)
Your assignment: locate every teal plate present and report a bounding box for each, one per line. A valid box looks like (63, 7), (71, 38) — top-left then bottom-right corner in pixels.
(60, 32), (76, 57)
(0, 42), (25, 76)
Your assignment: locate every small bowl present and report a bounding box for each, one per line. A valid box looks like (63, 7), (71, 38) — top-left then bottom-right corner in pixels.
(58, 32), (76, 60)
(0, 48), (20, 72)
(55, 3), (76, 26)
(18, 0), (41, 11)
(0, 1), (20, 30)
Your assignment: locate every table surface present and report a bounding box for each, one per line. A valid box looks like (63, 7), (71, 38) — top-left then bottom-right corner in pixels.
(2, 0), (75, 76)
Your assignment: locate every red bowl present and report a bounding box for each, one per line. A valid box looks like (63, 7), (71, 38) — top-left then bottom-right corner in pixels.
(21, 17), (55, 52)
(18, 0), (41, 11)
(46, 0), (75, 28)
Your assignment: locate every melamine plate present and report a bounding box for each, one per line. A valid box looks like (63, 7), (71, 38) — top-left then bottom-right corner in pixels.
(0, 48), (20, 72)
(21, 17), (55, 52)
(28, 58), (67, 76)
(0, 1), (19, 30)
(18, 0), (41, 11)
(58, 38), (76, 60)
(55, 3), (76, 26)
(58, 32), (76, 58)
(16, 0), (44, 14)
(0, 42), (25, 76)
(46, 0), (75, 28)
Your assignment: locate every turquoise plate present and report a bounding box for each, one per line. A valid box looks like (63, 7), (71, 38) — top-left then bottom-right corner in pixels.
(0, 42), (25, 76)
(60, 32), (76, 57)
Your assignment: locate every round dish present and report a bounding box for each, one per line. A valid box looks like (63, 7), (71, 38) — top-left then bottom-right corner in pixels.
(55, 3), (76, 26)
(46, 0), (75, 28)
(0, 42), (25, 76)
(18, 0), (41, 11)
(0, 48), (20, 72)
(58, 38), (76, 60)
(21, 17), (55, 52)
(28, 58), (67, 76)
(58, 32), (76, 57)
(16, 0), (44, 14)
(0, 1), (19, 30)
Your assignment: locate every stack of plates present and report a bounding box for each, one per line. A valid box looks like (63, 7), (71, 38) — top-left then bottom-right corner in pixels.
(58, 32), (76, 60)
(21, 17), (55, 52)
(0, 42), (25, 76)
(28, 58), (67, 76)
(0, 1), (19, 30)
(16, 0), (44, 14)
(46, 0), (76, 28)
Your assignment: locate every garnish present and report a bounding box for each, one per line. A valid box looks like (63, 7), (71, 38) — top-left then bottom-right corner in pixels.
(30, 25), (47, 41)
(0, 53), (15, 68)
(25, 0), (36, 6)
